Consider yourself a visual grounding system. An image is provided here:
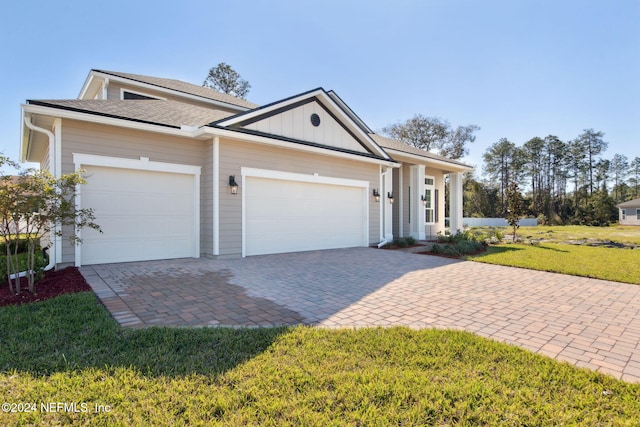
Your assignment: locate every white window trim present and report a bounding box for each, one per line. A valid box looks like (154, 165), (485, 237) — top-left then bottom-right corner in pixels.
(240, 167), (369, 257)
(72, 153), (201, 266)
(622, 209), (626, 220)
(424, 175), (436, 225)
(120, 88), (166, 100)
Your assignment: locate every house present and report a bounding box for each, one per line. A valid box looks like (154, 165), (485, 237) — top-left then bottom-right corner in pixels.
(618, 198), (640, 225)
(20, 69), (473, 267)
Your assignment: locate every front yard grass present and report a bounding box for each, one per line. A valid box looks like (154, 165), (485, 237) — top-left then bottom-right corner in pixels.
(467, 243), (640, 284)
(1, 292), (639, 425)
(518, 225), (640, 245)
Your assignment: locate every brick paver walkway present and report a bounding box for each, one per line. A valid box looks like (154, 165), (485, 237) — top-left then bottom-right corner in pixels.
(80, 248), (640, 383)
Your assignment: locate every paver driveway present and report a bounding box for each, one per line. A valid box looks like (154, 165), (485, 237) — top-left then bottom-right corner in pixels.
(80, 248), (640, 383)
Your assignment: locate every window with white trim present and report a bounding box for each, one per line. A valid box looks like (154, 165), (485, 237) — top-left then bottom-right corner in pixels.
(425, 176), (435, 223)
(622, 209), (626, 220)
(636, 208), (640, 217)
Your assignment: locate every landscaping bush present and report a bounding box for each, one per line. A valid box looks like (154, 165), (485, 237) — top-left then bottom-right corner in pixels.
(392, 237), (409, 248)
(430, 231), (486, 257)
(1, 252), (47, 285)
(405, 236), (417, 245)
(0, 238), (31, 255)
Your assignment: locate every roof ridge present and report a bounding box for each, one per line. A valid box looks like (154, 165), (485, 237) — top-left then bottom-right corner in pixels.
(93, 69), (259, 109)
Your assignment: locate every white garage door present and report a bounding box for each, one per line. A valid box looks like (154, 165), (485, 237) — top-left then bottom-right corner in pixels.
(80, 165), (197, 265)
(244, 174), (368, 256)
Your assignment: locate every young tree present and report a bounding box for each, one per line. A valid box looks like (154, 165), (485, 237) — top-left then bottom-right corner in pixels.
(203, 62), (251, 99)
(505, 181), (525, 243)
(1, 165), (101, 294)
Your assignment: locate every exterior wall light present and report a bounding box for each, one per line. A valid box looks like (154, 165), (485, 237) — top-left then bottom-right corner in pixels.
(387, 192), (394, 204)
(421, 194), (427, 206)
(372, 189), (380, 202)
(229, 175), (239, 194)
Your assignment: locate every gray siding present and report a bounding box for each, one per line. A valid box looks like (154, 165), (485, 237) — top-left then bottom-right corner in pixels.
(60, 119), (210, 263)
(218, 138), (381, 257)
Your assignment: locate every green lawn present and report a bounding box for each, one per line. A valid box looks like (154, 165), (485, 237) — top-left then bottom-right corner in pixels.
(518, 225), (640, 245)
(467, 243), (640, 285)
(464, 225), (640, 284)
(1, 293), (639, 425)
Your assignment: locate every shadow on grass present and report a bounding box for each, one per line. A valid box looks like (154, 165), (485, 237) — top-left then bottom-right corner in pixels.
(0, 292), (290, 378)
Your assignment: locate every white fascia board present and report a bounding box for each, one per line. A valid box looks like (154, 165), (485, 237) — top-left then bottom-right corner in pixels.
(198, 126), (398, 168)
(89, 70), (250, 112)
(78, 73), (96, 99)
(22, 103), (203, 140)
(383, 148), (474, 173)
(217, 89), (391, 160)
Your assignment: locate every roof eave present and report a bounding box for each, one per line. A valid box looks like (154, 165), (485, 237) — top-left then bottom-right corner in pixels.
(383, 147), (474, 173)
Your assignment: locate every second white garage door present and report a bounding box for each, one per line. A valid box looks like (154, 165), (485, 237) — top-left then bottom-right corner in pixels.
(244, 171), (368, 256)
(80, 164), (198, 265)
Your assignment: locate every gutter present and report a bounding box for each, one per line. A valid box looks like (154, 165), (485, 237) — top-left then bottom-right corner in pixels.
(22, 115), (56, 272)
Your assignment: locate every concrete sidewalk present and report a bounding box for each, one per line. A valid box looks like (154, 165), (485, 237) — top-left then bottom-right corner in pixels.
(80, 248), (640, 383)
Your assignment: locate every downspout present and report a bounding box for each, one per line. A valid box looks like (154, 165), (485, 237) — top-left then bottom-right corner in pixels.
(377, 167), (391, 248)
(23, 115), (56, 271)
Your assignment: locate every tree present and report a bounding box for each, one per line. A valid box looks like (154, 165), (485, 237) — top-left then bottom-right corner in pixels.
(0, 163), (101, 294)
(441, 124), (481, 159)
(576, 129), (608, 195)
(629, 157), (640, 198)
(382, 115), (479, 160)
(505, 182), (524, 242)
(482, 138), (524, 213)
(203, 62), (251, 99)
(610, 154), (629, 202)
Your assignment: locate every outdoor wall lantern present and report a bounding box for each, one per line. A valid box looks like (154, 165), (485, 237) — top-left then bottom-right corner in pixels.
(420, 194), (427, 206)
(229, 175), (239, 194)
(372, 189), (380, 202)
(387, 192), (394, 204)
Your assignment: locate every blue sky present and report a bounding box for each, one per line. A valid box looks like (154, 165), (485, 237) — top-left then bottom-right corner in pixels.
(1, 0), (638, 176)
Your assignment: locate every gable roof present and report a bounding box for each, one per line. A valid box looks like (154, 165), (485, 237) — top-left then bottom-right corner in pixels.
(214, 87), (392, 161)
(28, 99), (233, 129)
(83, 70), (258, 110)
(618, 198), (640, 208)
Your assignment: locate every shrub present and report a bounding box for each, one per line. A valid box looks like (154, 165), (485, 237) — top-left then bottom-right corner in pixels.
(405, 236), (417, 245)
(0, 238), (31, 254)
(392, 237), (408, 248)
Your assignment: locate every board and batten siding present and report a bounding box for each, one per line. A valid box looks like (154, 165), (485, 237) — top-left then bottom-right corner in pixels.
(217, 138), (381, 257)
(59, 119), (211, 264)
(243, 101), (369, 155)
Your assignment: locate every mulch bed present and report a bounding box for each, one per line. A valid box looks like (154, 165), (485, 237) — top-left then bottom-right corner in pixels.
(0, 267), (91, 307)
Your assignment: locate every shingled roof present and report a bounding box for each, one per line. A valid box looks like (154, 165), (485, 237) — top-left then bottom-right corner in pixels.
(369, 133), (472, 169)
(95, 69), (259, 110)
(28, 99), (234, 128)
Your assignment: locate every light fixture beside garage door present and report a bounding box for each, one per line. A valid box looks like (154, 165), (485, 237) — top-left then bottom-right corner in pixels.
(229, 175), (239, 194)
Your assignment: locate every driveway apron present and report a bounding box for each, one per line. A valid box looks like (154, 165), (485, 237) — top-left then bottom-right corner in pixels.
(80, 248), (640, 383)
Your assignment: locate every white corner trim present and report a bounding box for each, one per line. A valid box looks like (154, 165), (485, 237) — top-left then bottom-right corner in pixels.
(240, 167), (369, 188)
(212, 137), (220, 256)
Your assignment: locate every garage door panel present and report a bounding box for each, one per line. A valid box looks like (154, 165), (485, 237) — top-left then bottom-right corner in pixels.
(245, 176), (367, 256)
(81, 165), (196, 265)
